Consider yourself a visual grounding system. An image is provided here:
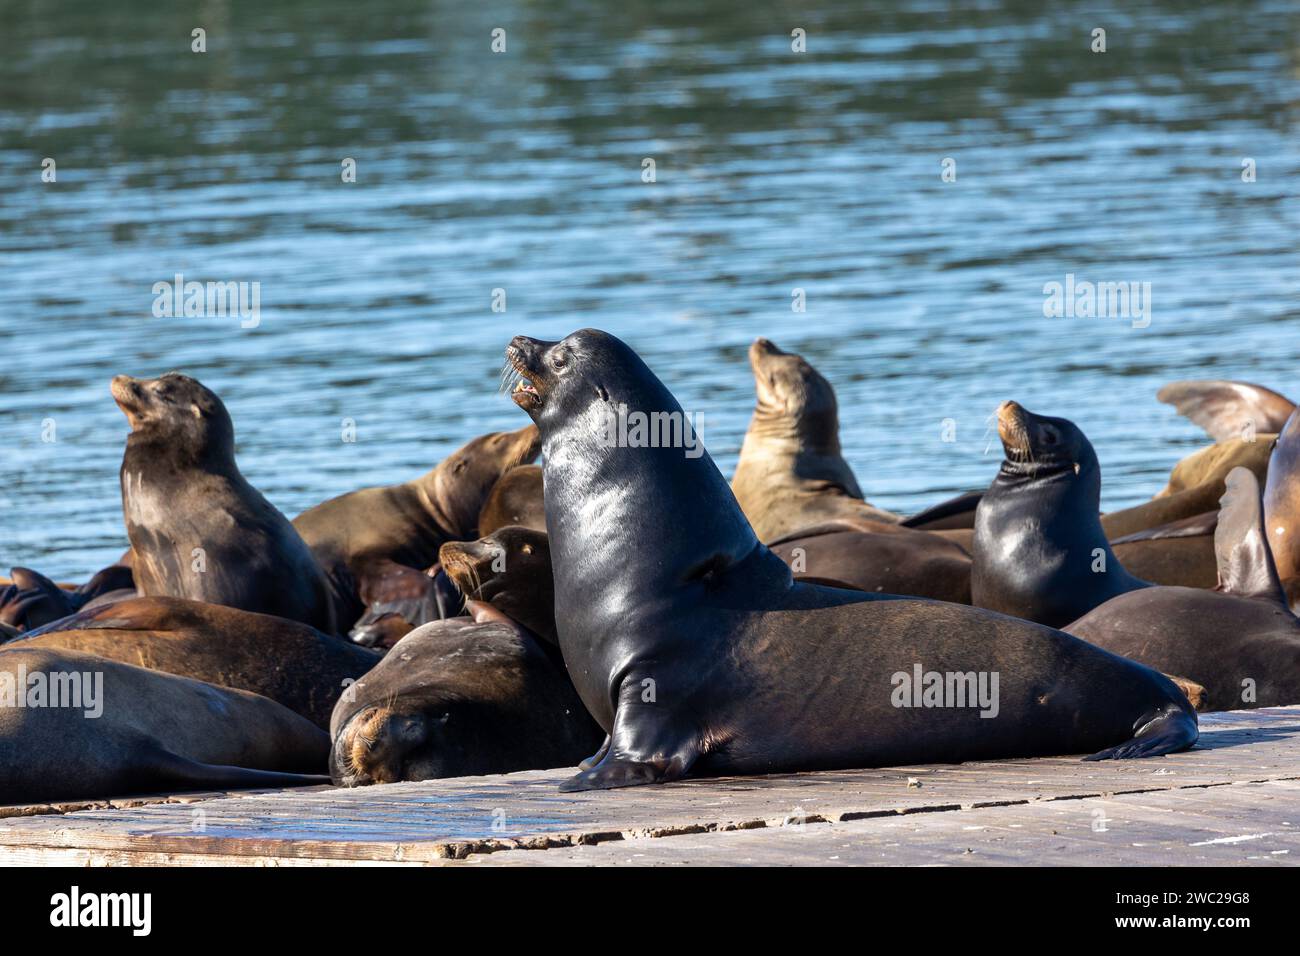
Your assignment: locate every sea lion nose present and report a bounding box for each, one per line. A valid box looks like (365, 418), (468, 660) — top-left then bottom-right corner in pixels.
(110, 375), (140, 402)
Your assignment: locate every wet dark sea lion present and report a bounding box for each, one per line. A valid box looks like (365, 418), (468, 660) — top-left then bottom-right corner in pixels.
(113, 372), (337, 634)
(440, 526), (556, 645)
(507, 329), (1197, 792)
(0, 646), (328, 804)
(293, 426), (540, 630)
(972, 402), (1151, 628)
(477, 464), (546, 535)
(730, 338), (899, 542)
(768, 524), (971, 603)
(13, 597), (379, 728)
(328, 617), (603, 785)
(1068, 469), (1300, 711)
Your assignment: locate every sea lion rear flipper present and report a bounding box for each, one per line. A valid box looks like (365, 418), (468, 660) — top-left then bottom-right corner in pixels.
(577, 735), (611, 771)
(1157, 380), (1295, 441)
(1082, 703), (1199, 761)
(150, 749), (330, 791)
(1214, 467), (1286, 602)
(559, 678), (699, 792)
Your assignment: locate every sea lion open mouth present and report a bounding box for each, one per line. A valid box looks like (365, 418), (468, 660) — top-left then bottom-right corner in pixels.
(506, 339), (544, 412)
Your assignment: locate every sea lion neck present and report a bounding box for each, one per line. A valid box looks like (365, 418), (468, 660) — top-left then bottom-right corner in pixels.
(539, 377), (763, 604)
(122, 424), (236, 477)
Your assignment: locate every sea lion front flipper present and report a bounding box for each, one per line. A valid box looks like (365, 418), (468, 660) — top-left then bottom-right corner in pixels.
(1214, 467), (1286, 602)
(559, 677), (699, 792)
(1157, 380), (1296, 441)
(1083, 702), (1199, 761)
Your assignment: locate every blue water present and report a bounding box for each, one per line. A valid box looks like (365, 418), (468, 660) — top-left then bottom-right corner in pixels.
(2, 0), (1298, 579)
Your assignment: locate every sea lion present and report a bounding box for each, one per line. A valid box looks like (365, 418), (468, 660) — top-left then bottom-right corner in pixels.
(1154, 435), (1274, 499)
(0, 646), (328, 804)
(767, 524), (971, 603)
(730, 338), (900, 542)
(477, 464), (547, 535)
(440, 526), (556, 645)
(12, 597), (379, 728)
(328, 617), (603, 785)
(1263, 407), (1300, 610)
(1158, 379), (1295, 441)
(112, 372), (337, 634)
(293, 426), (540, 630)
(346, 561), (463, 649)
(0, 564), (135, 633)
(1067, 468), (1300, 711)
(972, 402), (1151, 627)
(506, 329), (1196, 792)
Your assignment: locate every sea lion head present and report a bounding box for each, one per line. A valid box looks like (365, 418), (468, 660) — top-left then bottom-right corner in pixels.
(994, 401), (1098, 486)
(111, 372), (233, 459)
(328, 622), (547, 786)
(747, 337), (839, 444)
(427, 425), (540, 538)
(440, 526), (554, 642)
(507, 329), (646, 428)
(331, 704), (434, 786)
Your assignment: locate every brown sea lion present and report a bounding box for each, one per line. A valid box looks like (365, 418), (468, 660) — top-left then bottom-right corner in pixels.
(730, 338), (900, 542)
(292, 426), (540, 630)
(440, 526), (556, 645)
(767, 523), (972, 604)
(1155, 435), (1274, 499)
(1263, 407), (1300, 610)
(477, 464), (546, 535)
(328, 617), (603, 785)
(13, 597), (379, 728)
(345, 562), (464, 650)
(0, 646), (328, 804)
(112, 372), (337, 635)
(507, 329), (1196, 793)
(1067, 468), (1300, 711)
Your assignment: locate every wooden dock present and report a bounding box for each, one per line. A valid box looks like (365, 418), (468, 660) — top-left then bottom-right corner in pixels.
(2, 707), (1298, 866)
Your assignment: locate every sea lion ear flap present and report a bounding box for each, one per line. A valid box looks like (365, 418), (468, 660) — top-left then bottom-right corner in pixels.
(1214, 467), (1286, 602)
(191, 403), (204, 419)
(1157, 380), (1296, 441)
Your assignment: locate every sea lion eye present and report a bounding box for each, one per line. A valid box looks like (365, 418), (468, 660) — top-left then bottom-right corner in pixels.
(521, 544), (533, 555)
(550, 350), (569, 371)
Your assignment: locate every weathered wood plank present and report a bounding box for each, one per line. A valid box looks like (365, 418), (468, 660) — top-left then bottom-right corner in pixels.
(471, 781), (1300, 867)
(0, 707), (1296, 865)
